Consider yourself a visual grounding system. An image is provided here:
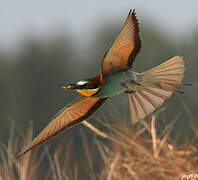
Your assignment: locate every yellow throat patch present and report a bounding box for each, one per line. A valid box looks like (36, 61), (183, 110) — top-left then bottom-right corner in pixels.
(76, 88), (99, 97)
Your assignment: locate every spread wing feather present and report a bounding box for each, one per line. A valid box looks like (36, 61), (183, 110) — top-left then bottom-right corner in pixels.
(128, 88), (172, 123)
(15, 96), (107, 159)
(102, 9), (141, 75)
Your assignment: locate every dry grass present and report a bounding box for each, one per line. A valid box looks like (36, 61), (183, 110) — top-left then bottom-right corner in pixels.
(0, 102), (198, 180)
(96, 116), (198, 180)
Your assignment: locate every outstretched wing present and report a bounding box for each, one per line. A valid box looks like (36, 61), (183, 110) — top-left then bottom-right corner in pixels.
(102, 9), (141, 76)
(15, 96), (107, 159)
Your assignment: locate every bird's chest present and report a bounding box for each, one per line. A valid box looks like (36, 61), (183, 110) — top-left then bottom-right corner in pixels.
(94, 71), (133, 98)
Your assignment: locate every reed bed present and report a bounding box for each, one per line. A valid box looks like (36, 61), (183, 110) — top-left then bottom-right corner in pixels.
(0, 101), (197, 180)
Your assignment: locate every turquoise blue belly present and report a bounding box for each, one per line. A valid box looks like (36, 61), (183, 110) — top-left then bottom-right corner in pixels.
(94, 72), (128, 98)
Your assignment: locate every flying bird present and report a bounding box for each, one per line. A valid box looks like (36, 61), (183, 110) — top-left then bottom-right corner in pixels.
(15, 9), (190, 159)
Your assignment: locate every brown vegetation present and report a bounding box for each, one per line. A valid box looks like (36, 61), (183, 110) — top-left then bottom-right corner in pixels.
(0, 101), (197, 180)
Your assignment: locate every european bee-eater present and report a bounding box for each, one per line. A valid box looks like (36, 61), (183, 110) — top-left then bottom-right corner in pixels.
(16, 9), (190, 159)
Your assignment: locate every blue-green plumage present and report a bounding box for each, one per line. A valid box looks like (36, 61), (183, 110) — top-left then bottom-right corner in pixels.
(94, 71), (139, 98)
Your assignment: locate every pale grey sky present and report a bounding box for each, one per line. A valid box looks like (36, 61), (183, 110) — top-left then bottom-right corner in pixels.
(0, 0), (198, 48)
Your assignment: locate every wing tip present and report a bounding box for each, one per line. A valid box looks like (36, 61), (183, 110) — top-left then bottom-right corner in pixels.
(175, 54), (184, 61)
(14, 145), (33, 160)
(128, 9), (136, 17)
(13, 151), (25, 160)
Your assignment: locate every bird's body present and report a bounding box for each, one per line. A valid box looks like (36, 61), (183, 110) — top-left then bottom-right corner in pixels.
(15, 9), (190, 159)
(94, 71), (136, 98)
(78, 70), (161, 98)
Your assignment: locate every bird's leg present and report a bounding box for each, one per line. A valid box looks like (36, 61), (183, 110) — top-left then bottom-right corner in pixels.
(124, 89), (135, 94)
(122, 80), (142, 94)
(120, 80), (142, 89)
(131, 80), (141, 86)
(121, 78), (143, 94)
(120, 81), (129, 89)
(121, 71), (143, 93)
(120, 81), (133, 93)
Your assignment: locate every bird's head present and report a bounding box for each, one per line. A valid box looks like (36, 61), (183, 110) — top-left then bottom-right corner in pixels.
(63, 79), (101, 97)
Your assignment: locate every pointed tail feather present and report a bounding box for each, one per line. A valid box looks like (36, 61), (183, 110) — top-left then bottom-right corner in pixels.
(128, 55), (190, 123)
(142, 55), (185, 85)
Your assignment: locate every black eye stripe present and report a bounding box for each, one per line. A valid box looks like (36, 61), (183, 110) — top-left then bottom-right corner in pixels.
(80, 83), (99, 89)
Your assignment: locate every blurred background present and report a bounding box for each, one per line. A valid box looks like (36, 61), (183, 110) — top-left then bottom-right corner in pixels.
(0, 0), (198, 178)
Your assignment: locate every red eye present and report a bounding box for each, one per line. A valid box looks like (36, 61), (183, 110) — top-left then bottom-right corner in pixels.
(85, 83), (91, 88)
